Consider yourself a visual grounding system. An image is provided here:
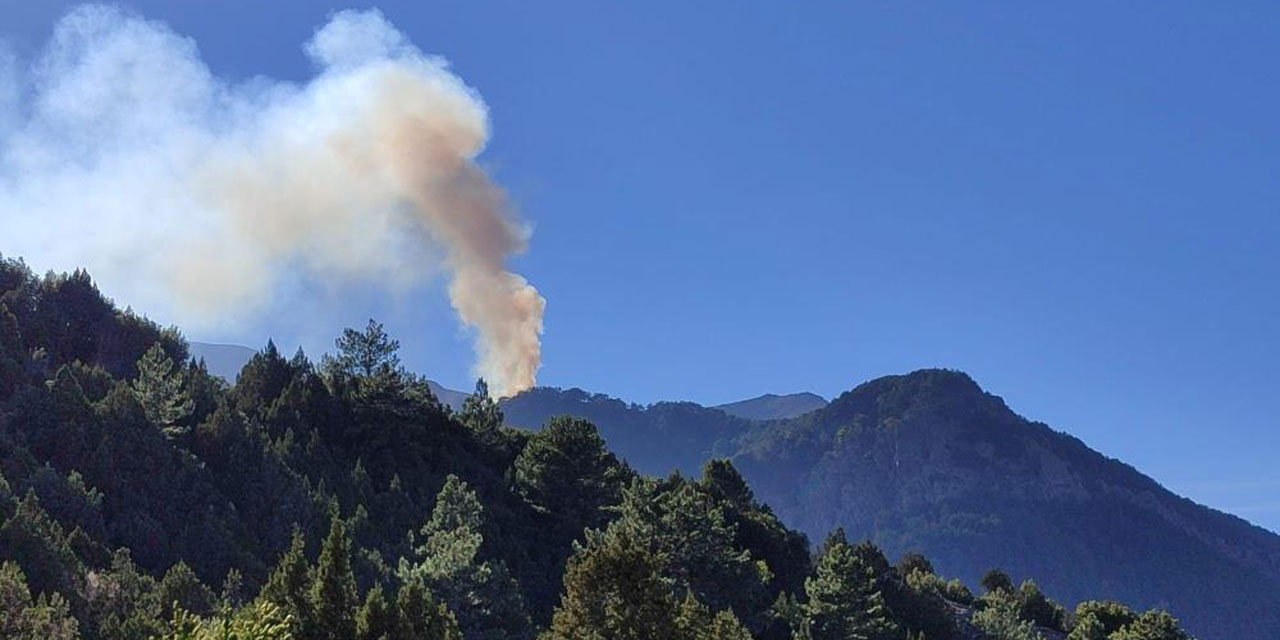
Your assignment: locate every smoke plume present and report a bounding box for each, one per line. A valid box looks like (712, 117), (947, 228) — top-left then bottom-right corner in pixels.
(0, 6), (545, 395)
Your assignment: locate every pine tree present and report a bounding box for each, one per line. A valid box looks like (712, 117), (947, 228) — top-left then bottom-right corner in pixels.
(261, 530), (313, 636)
(332, 319), (401, 378)
(158, 561), (216, 618)
(398, 475), (530, 640)
(311, 515), (359, 640)
(544, 530), (679, 640)
(1110, 611), (1190, 640)
(0, 561), (79, 640)
(394, 580), (462, 640)
(131, 342), (193, 437)
(797, 531), (899, 640)
(708, 610), (755, 640)
(357, 586), (396, 640)
(459, 379), (503, 434)
(972, 589), (1043, 640)
(514, 415), (626, 535)
(675, 590), (713, 640)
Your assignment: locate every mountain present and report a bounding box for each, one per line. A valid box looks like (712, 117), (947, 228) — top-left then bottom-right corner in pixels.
(733, 371), (1280, 640)
(428, 380), (470, 411)
(497, 370), (1280, 640)
(0, 259), (1219, 639)
(189, 341), (256, 381)
(500, 387), (754, 475)
(714, 392), (827, 421)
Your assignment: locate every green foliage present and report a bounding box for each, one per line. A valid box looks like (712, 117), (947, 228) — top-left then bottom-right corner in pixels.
(1109, 611), (1190, 640)
(391, 580), (461, 640)
(544, 530), (679, 640)
(459, 380), (503, 435)
(982, 568), (1014, 594)
(0, 561), (79, 640)
(1015, 580), (1066, 631)
(514, 416), (627, 535)
(131, 343), (193, 437)
(310, 516), (358, 640)
(1068, 601), (1137, 640)
(795, 530), (898, 640)
(260, 532), (312, 637)
(399, 475), (530, 640)
(0, 263), (1206, 640)
(330, 320), (401, 379)
(607, 477), (771, 628)
(158, 601), (292, 640)
(972, 590), (1044, 640)
(896, 552), (933, 577)
(158, 562), (216, 619)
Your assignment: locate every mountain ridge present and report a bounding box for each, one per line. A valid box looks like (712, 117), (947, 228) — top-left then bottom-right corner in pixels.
(714, 391), (828, 421)
(500, 369), (1280, 639)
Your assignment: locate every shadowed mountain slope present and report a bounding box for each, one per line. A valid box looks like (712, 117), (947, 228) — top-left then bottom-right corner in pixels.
(729, 369), (1280, 640)
(714, 392), (827, 421)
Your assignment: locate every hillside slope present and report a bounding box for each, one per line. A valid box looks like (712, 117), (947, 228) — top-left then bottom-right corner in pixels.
(731, 369), (1280, 640)
(500, 387), (753, 475)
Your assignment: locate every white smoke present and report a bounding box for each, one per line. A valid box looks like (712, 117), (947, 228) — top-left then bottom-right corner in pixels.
(0, 6), (545, 396)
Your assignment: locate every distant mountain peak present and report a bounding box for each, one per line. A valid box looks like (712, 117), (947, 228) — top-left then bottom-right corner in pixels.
(714, 391), (828, 421)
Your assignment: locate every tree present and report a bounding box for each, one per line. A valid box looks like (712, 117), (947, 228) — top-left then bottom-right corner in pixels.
(459, 379), (503, 434)
(357, 586), (396, 640)
(1067, 601), (1136, 640)
(1015, 580), (1065, 631)
(981, 568), (1014, 594)
(393, 580), (462, 640)
(159, 561), (216, 618)
(159, 601), (292, 640)
(544, 530), (679, 640)
(972, 590), (1043, 640)
(132, 342), (193, 437)
(896, 552), (933, 578)
(0, 561), (78, 640)
(260, 530), (312, 636)
(605, 478), (770, 626)
(1110, 611), (1190, 640)
(311, 515), (359, 640)
(514, 416), (626, 535)
(399, 475), (530, 640)
(796, 530), (898, 640)
(332, 319), (401, 379)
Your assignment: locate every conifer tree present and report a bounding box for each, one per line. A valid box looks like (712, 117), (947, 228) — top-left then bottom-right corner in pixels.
(972, 589), (1043, 640)
(514, 415), (626, 535)
(357, 586), (396, 640)
(545, 530), (679, 640)
(797, 531), (899, 640)
(132, 342), (193, 437)
(399, 475), (530, 640)
(311, 515), (359, 640)
(158, 561), (216, 618)
(0, 561), (78, 640)
(261, 530), (313, 636)
(459, 379), (503, 434)
(1110, 611), (1190, 640)
(394, 580), (462, 640)
(333, 319), (401, 379)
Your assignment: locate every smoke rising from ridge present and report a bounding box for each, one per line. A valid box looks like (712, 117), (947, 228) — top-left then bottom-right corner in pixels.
(0, 6), (545, 396)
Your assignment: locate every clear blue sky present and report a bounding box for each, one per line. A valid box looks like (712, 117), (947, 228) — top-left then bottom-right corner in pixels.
(4, 2), (1278, 532)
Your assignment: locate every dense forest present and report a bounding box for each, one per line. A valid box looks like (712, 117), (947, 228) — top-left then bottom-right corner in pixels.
(0, 256), (1197, 639)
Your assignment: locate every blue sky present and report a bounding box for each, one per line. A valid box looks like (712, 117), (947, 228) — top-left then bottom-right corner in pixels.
(4, 2), (1278, 532)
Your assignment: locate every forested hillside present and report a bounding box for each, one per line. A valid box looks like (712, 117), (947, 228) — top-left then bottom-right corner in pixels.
(502, 375), (1280, 640)
(0, 257), (1199, 640)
